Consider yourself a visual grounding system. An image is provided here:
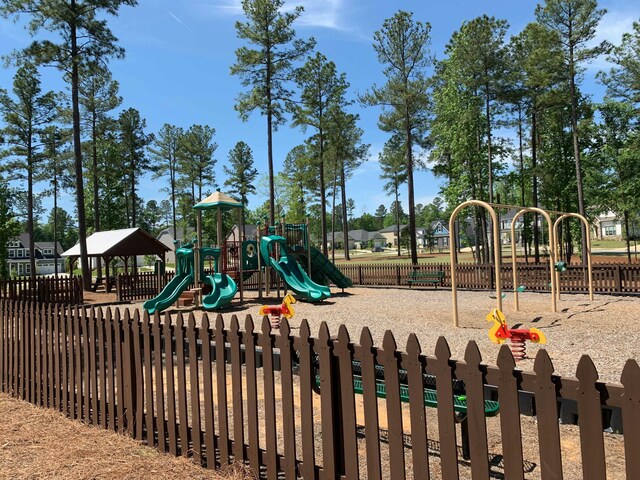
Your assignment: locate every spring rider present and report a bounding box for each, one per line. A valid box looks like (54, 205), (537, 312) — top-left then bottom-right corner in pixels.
(486, 308), (547, 361)
(259, 294), (296, 329)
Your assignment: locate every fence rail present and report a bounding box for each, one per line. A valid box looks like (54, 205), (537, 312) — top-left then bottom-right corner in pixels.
(1, 299), (638, 479)
(0, 276), (83, 304)
(338, 262), (640, 293)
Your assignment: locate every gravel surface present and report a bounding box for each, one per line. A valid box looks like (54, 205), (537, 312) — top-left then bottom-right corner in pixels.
(124, 286), (639, 384)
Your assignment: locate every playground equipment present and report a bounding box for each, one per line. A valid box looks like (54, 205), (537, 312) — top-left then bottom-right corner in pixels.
(553, 213), (594, 302)
(258, 293), (296, 329)
(145, 191), (349, 312)
(144, 244), (238, 314)
(144, 242), (194, 315)
(448, 200), (593, 327)
(259, 235), (331, 302)
(486, 308), (547, 361)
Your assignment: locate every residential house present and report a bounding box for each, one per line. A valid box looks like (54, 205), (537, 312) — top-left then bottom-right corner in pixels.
(326, 229), (386, 250)
(593, 212), (623, 240)
(380, 222), (456, 251)
(378, 224), (407, 248)
(157, 227), (195, 264)
(7, 233), (65, 276)
(225, 224), (258, 242)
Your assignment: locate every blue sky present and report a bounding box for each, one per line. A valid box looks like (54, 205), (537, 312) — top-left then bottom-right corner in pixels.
(1, 0), (639, 221)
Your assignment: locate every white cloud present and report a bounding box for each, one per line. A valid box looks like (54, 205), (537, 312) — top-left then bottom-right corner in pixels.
(199, 0), (243, 16)
(201, 0), (348, 30)
(587, 7), (640, 71)
(290, 0), (346, 30)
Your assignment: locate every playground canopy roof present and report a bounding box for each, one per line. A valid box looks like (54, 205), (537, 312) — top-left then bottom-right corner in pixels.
(193, 191), (243, 211)
(61, 228), (170, 259)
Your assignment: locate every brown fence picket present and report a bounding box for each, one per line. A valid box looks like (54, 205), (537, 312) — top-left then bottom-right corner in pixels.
(187, 313), (202, 463)
(114, 309), (125, 433)
(105, 308), (116, 431)
(260, 316), (278, 478)
(462, 342), (490, 479)
(141, 311), (154, 445)
(433, 337), (459, 480)
(215, 314), (230, 466)
(82, 307), (91, 422)
(199, 314), (216, 468)
(68, 306), (77, 419)
(153, 312), (166, 452)
(317, 322), (339, 478)
(496, 345), (524, 480)
(576, 356), (606, 480)
(122, 309), (135, 435)
(405, 334), (429, 478)
(132, 311), (144, 440)
(380, 331), (405, 480)
(335, 325), (359, 479)
(46, 304), (54, 408)
(356, 327), (382, 480)
(97, 308), (106, 428)
(163, 313), (178, 456)
(621, 360), (640, 478)
(89, 308), (99, 424)
(296, 319), (317, 480)
(533, 350), (562, 478)
(243, 315), (260, 475)
(228, 316), (245, 464)
(278, 319), (297, 480)
(61, 304), (69, 417)
(35, 302), (41, 406)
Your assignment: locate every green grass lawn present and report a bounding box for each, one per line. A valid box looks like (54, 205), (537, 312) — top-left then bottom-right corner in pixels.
(591, 239), (631, 248)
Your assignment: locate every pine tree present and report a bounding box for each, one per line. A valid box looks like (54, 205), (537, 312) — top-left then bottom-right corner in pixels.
(224, 141), (258, 236)
(0, 62), (57, 280)
(1, 0), (137, 289)
(230, 0), (315, 225)
(0, 181), (21, 279)
(361, 11), (432, 265)
(150, 124), (184, 239)
(118, 107), (153, 228)
(536, 0), (610, 261)
(292, 52), (349, 257)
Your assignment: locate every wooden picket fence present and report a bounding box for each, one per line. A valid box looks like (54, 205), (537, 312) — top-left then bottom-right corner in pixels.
(338, 262), (640, 293)
(115, 270), (285, 302)
(1, 299), (639, 479)
(0, 276), (83, 305)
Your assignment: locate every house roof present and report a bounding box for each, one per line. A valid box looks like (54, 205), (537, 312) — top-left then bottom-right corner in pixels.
(62, 228), (169, 258)
(157, 227), (194, 242)
(12, 233), (64, 255)
(378, 224), (408, 234)
(193, 191), (243, 211)
(326, 230), (386, 242)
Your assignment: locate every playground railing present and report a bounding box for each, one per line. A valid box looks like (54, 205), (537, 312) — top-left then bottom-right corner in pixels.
(1, 299), (637, 479)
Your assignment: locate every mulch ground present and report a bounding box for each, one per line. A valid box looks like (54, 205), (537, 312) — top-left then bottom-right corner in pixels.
(0, 393), (251, 479)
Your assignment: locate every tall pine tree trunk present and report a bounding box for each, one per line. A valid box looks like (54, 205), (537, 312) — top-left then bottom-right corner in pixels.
(340, 159), (350, 261)
(405, 111), (418, 265)
(70, 4), (92, 290)
(531, 110), (540, 264)
(92, 111), (102, 279)
(569, 45), (588, 263)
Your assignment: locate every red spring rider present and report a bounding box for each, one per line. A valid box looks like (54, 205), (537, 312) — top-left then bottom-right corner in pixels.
(486, 308), (547, 361)
(259, 294), (296, 329)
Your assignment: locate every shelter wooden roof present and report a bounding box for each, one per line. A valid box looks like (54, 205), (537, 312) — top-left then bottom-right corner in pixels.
(61, 228), (169, 258)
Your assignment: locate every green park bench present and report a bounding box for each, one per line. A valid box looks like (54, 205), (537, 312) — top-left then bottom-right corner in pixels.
(407, 270), (445, 288)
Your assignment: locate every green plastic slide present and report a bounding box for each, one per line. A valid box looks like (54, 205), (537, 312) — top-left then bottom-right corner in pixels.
(292, 246), (353, 288)
(144, 243), (194, 315)
(201, 273), (237, 310)
(143, 272), (193, 315)
(260, 235), (331, 302)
